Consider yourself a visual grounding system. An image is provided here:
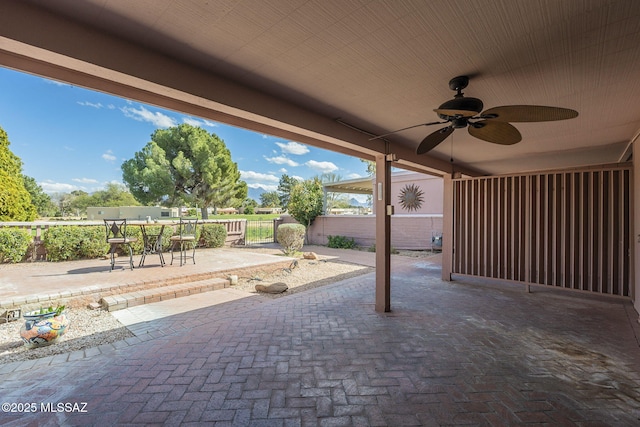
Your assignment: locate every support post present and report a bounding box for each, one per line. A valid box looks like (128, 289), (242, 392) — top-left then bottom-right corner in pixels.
(442, 174), (454, 281)
(375, 153), (392, 312)
(322, 187), (328, 214)
(633, 138), (639, 319)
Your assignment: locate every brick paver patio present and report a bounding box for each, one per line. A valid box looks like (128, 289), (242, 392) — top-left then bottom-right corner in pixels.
(1, 252), (640, 426)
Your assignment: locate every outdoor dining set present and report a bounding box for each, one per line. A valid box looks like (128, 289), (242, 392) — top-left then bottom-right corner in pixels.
(104, 217), (198, 271)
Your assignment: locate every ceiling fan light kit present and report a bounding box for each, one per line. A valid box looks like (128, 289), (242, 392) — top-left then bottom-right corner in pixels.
(371, 76), (578, 155)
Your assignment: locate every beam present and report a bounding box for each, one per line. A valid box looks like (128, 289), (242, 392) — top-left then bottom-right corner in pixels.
(0, 1), (482, 178)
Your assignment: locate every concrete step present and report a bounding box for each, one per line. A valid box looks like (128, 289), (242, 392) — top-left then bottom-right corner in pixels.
(100, 277), (230, 311)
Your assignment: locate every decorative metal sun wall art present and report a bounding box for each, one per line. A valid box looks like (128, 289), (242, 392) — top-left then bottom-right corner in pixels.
(398, 183), (424, 212)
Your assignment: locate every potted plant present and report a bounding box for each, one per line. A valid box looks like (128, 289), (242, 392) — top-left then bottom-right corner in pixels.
(19, 305), (70, 348)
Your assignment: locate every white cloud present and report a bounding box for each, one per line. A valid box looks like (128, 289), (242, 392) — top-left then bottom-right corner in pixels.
(278, 168), (287, 173)
(292, 175), (304, 181)
(265, 155), (299, 167)
(305, 160), (338, 173)
(121, 105), (177, 128)
(102, 150), (117, 162)
(347, 173), (364, 179)
(39, 180), (81, 194)
(241, 170), (279, 193)
(77, 101), (103, 109)
(182, 117), (218, 128)
(247, 183), (278, 192)
(182, 117), (201, 127)
(44, 79), (72, 87)
(72, 177), (99, 184)
(276, 141), (309, 155)
(240, 170), (279, 183)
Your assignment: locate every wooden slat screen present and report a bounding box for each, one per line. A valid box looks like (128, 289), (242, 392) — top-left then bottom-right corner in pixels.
(453, 167), (631, 297)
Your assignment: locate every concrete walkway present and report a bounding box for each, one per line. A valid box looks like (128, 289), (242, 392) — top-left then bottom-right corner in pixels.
(1, 246), (640, 425)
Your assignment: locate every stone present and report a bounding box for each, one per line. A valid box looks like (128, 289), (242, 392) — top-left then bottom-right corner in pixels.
(87, 302), (101, 310)
(255, 282), (288, 294)
(303, 252), (318, 260)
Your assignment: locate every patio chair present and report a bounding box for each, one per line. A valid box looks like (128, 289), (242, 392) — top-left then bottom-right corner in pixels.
(104, 219), (137, 271)
(170, 217), (198, 266)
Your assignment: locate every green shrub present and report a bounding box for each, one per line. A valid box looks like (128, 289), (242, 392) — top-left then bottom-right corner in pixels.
(43, 226), (109, 261)
(327, 235), (357, 249)
(0, 228), (32, 263)
(276, 223), (306, 256)
(200, 224), (227, 248)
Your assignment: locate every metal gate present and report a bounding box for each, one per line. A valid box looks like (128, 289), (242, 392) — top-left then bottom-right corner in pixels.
(245, 220), (277, 244)
(452, 166), (632, 297)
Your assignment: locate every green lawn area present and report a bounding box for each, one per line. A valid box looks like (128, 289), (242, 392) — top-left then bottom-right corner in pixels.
(208, 213), (281, 221)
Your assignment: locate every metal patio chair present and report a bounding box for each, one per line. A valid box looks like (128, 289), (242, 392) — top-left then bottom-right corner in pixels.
(104, 218), (137, 271)
(170, 217), (198, 266)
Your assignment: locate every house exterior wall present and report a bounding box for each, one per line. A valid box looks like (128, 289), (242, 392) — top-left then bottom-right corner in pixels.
(281, 214), (443, 250)
(281, 172), (444, 250)
(370, 172), (443, 215)
(87, 206), (178, 220)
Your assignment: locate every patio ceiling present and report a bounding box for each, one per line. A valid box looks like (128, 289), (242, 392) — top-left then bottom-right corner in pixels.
(323, 176), (373, 196)
(1, 1), (639, 176)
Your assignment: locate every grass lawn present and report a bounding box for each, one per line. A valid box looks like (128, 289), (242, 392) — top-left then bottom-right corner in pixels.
(208, 214), (281, 221)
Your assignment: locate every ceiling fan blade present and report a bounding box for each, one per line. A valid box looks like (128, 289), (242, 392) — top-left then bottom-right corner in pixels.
(468, 121), (521, 145)
(369, 121), (446, 140)
(416, 126), (454, 154)
(481, 105), (578, 122)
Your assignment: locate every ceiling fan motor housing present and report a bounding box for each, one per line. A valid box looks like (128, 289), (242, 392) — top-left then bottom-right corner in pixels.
(436, 96), (484, 119)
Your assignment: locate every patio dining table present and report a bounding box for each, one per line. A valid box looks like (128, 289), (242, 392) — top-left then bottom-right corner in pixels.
(135, 222), (166, 268)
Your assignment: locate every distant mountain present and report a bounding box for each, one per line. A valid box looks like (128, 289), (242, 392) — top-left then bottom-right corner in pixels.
(349, 197), (369, 207)
(249, 188), (369, 208)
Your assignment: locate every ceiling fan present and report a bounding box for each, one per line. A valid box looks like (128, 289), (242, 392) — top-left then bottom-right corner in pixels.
(371, 76), (578, 154)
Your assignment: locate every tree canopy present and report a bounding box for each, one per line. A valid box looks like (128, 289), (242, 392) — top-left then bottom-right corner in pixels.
(121, 124), (247, 218)
(0, 126), (37, 221)
(288, 177), (324, 233)
(277, 174), (298, 210)
(61, 183), (140, 216)
(260, 191), (281, 208)
(22, 175), (56, 217)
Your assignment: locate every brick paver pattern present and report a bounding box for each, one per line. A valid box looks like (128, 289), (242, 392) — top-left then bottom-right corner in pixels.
(1, 257), (640, 426)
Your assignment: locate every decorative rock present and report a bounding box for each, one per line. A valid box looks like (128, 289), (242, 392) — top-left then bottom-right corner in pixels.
(255, 282), (288, 294)
(303, 252), (318, 260)
(88, 302), (101, 310)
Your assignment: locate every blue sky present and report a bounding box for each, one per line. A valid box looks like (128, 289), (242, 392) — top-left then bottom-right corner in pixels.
(0, 66), (368, 201)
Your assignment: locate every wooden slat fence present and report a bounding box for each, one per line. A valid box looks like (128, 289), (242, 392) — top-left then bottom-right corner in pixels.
(452, 166), (632, 297)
